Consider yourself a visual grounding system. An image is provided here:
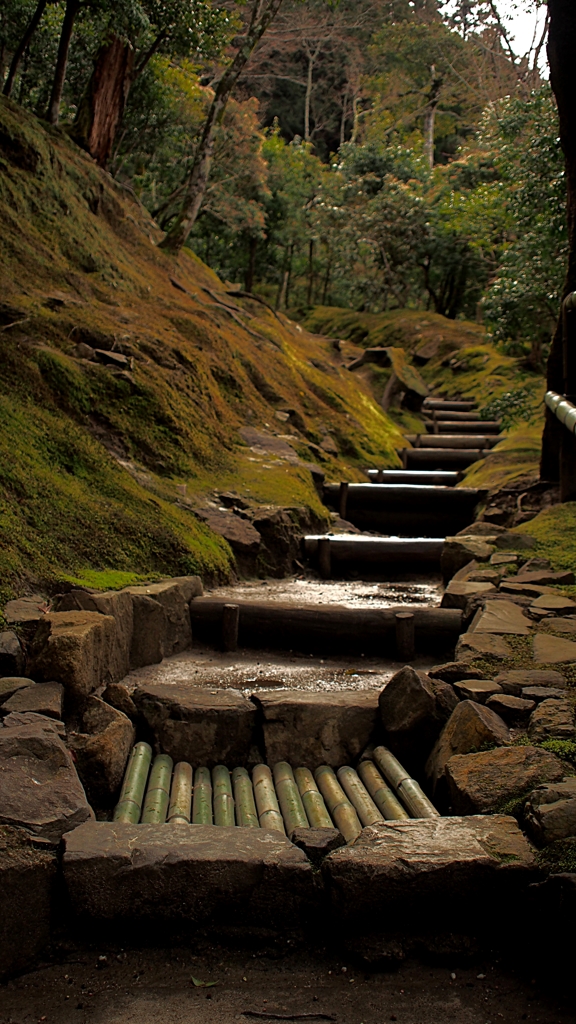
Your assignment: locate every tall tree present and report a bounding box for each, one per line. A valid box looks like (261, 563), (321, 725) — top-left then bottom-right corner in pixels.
(2, 0), (51, 98)
(46, 0), (82, 124)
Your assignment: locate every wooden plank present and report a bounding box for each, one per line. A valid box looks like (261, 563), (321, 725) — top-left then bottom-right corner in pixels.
(404, 434), (501, 449)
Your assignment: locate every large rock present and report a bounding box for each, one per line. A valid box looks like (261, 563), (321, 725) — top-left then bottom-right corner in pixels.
(485, 693), (535, 726)
(3, 596), (47, 626)
(254, 690), (379, 768)
(453, 679), (502, 703)
(533, 633), (576, 664)
(68, 697), (135, 807)
(0, 630), (25, 676)
(133, 684), (257, 765)
(0, 826), (57, 979)
(531, 594), (576, 613)
(455, 631), (512, 662)
(323, 815), (535, 930)
(470, 600), (532, 635)
(445, 746), (564, 814)
(1, 681), (63, 719)
(510, 569), (575, 586)
(63, 821), (316, 926)
(27, 611), (118, 699)
(101, 682), (137, 719)
(125, 580), (197, 658)
(378, 666), (458, 772)
(425, 700), (510, 797)
(54, 589), (133, 680)
(441, 537), (496, 583)
(524, 778), (576, 844)
(441, 580), (496, 611)
(129, 594), (166, 668)
(3, 712), (66, 738)
(428, 663), (485, 684)
(522, 686), (567, 703)
(528, 698), (575, 742)
(0, 676), (36, 702)
(494, 669), (566, 696)
(194, 507), (261, 574)
(0, 724), (93, 842)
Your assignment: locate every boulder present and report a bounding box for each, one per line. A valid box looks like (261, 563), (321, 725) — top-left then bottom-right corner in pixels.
(3, 712), (66, 738)
(470, 600), (532, 635)
(194, 508), (261, 573)
(455, 631), (512, 662)
(255, 690), (379, 768)
(524, 778), (576, 844)
(0, 676), (36, 702)
(378, 667), (458, 773)
(0, 630), (25, 676)
(467, 569), (502, 585)
(27, 611), (118, 699)
(428, 663), (485, 684)
(129, 594), (165, 668)
(3, 595), (47, 626)
(425, 700), (510, 797)
(453, 679), (502, 703)
(494, 669), (566, 696)
(441, 537), (495, 583)
(0, 826), (57, 980)
(445, 745), (565, 814)
(533, 633), (576, 664)
(0, 724), (93, 842)
(531, 594), (576, 613)
(528, 698), (575, 743)
(53, 588), (133, 680)
(133, 684), (257, 766)
(485, 693), (535, 726)
(493, 531), (536, 551)
(322, 815), (535, 929)
(517, 558), (552, 575)
(125, 580), (196, 657)
(1, 681), (63, 719)
(68, 697), (135, 807)
(63, 821), (316, 927)
(101, 682), (137, 719)
(441, 580), (497, 611)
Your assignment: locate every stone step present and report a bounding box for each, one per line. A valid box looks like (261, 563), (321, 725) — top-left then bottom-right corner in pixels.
(324, 482), (485, 535)
(404, 434), (502, 449)
(367, 469), (461, 485)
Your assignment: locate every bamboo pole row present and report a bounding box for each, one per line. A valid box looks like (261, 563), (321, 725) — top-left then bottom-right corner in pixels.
(113, 746), (439, 834)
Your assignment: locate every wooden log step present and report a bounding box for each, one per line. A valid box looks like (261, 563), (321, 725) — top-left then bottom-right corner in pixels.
(424, 420), (501, 435)
(423, 399), (477, 411)
(426, 409), (481, 421)
(404, 434), (501, 449)
(189, 597), (463, 655)
(304, 535), (444, 571)
(367, 469), (460, 485)
(323, 482), (484, 535)
(398, 448), (484, 469)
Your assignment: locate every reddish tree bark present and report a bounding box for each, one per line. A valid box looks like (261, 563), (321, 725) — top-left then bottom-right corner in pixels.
(71, 35), (134, 168)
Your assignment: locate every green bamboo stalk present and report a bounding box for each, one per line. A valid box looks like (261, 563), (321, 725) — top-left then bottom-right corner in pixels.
(141, 753), (173, 823)
(337, 766), (384, 827)
(252, 764), (285, 834)
(357, 759), (409, 820)
(113, 741), (152, 823)
(192, 766), (213, 824)
(212, 764), (235, 826)
(167, 761), (193, 823)
(372, 746), (411, 790)
(397, 777), (440, 818)
(273, 762), (308, 833)
(314, 765), (362, 843)
(232, 767), (259, 827)
(294, 767), (333, 828)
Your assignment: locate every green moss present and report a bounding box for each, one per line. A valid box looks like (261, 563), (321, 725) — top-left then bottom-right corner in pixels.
(539, 739), (576, 766)
(58, 569), (165, 591)
(536, 838), (576, 874)
(508, 503), (576, 572)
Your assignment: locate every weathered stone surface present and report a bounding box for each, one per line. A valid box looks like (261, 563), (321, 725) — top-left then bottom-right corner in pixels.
(129, 595), (165, 668)
(533, 633), (576, 664)
(378, 666), (458, 771)
(3, 712), (66, 737)
(494, 669), (566, 696)
(290, 827), (346, 866)
(453, 679), (502, 703)
(428, 662), (485, 684)
(323, 816), (535, 927)
(63, 821), (316, 925)
(27, 611), (118, 698)
(517, 558), (552, 575)
(0, 724), (93, 841)
(524, 778), (576, 844)
(490, 552), (518, 566)
(255, 690), (379, 768)
(455, 631), (512, 662)
(133, 684), (257, 765)
(0, 826), (57, 979)
(471, 600), (532, 635)
(467, 569), (502, 585)
(1, 681), (63, 719)
(445, 746), (564, 814)
(101, 682), (137, 719)
(441, 537), (495, 582)
(54, 589), (133, 681)
(509, 569), (575, 586)
(68, 697), (135, 807)
(528, 698), (575, 742)
(531, 594), (576, 613)
(3, 596), (47, 625)
(456, 522), (505, 538)
(485, 693), (535, 726)
(0, 630), (25, 676)
(544, 616), (576, 635)
(194, 508), (261, 568)
(500, 581), (554, 598)
(125, 580), (194, 657)
(522, 686), (567, 702)
(441, 580), (496, 610)
(0, 676), (36, 702)
(494, 532), (536, 551)
(425, 700), (510, 796)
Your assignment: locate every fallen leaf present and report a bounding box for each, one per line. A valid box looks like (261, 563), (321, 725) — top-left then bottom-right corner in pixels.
(191, 976), (217, 988)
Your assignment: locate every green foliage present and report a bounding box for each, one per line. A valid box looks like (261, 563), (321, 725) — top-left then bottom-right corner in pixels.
(481, 387), (538, 429)
(539, 740), (576, 766)
(537, 838), (576, 875)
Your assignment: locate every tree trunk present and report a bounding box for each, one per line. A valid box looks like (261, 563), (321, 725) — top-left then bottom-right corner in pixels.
(245, 235), (257, 292)
(3, 0), (48, 98)
(46, 0), (81, 125)
(307, 238), (315, 305)
(70, 35), (134, 167)
(541, 1), (576, 480)
(423, 65), (441, 170)
(339, 88), (347, 147)
(160, 0), (286, 255)
(304, 54), (313, 141)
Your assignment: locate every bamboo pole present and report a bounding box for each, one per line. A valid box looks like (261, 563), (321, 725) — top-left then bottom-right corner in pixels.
(252, 764), (285, 833)
(373, 746), (439, 818)
(113, 741), (152, 823)
(273, 762), (309, 833)
(141, 753), (173, 823)
(212, 764), (235, 826)
(167, 761), (193, 823)
(232, 766), (259, 827)
(337, 766), (384, 827)
(294, 767), (333, 828)
(314, 765), (362, 843)
(192, 766), (213, 824)
(357, 759), (409, 820)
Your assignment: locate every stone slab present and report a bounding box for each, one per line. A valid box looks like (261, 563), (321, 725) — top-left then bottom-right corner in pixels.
(3, 596), (47, 625)
(290, 827), (346, 866)
(54, 589), (134, 681)
(522, 686), (567, 702)
(490, 552), (518, 566)
(453, 679), (502, 703)
(425, 700), (510, 796)
(0, 826), (57, 979)
(471, 600), (532, 635)
(27, 611), (119, 698)
(500, 582), (555, 598)
(125, 579), (198, 657)
(323, 816), (535, 928)
(485, 693), (535, 725)
(455, 632), (512, 662)
(494, 669), (566, 696)
(524, 778), (576, 844)
(445, 746), (565, 814)
(428, 663), (485, 684)
(1, 681), (63, 719)
(3, 712), (66, 738)
(441, 581), (496, 610)
(528, 698), (575, 742)
(531, 595), (576, 612)
(508, 570), (575, 586)
(68, 697), (135, 807)
(133, 684), (257, 766)
(63, 821), (316, 926)
(254, 690), (379, 768)
(0, 676), (36, 702)
(533, 633), (576, 664)
(0, 631), (25, 676)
